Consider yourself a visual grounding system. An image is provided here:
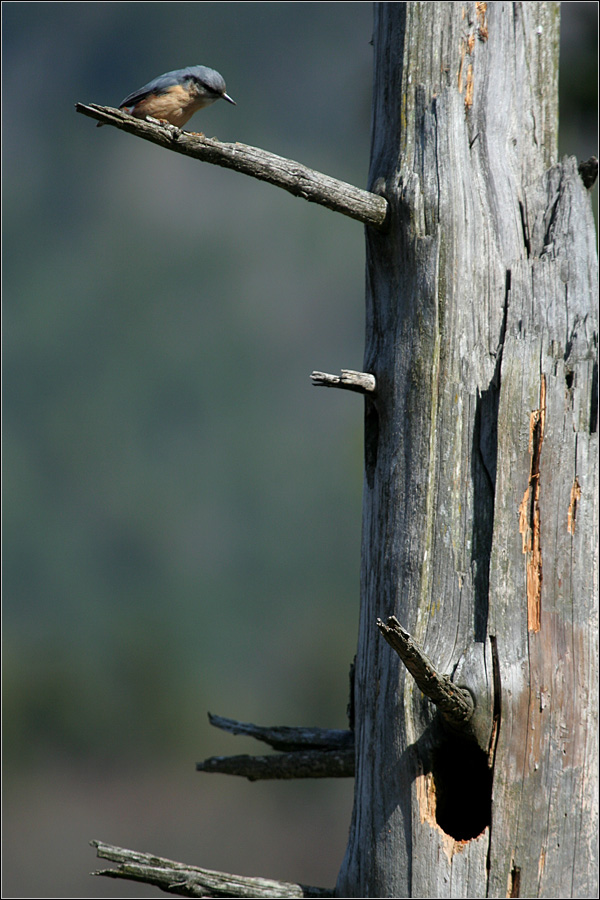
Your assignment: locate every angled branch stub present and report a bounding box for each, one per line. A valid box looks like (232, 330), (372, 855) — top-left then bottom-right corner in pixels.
(311, 370), (376, 394)
(377, 616), (475, 728)
(207, 713), (354, 751)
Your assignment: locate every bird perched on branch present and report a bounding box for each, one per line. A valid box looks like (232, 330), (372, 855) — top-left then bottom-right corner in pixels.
(99, 65), (236, 128)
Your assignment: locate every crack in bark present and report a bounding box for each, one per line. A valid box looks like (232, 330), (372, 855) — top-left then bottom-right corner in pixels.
(519, 202), (531, 258)
(487, 635), (502, 769)
(473, 270), (511, 640)
(485, 634), (502, 889)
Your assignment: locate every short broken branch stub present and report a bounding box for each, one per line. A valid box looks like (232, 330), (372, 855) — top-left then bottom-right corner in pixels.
(377, 616), (475, 728)
(311, 369), (376, 394)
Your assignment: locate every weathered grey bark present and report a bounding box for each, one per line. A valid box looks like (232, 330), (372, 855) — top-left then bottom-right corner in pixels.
(336, 3), (597, 898)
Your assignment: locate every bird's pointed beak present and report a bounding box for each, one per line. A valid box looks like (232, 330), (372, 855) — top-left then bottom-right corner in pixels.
(222, 92), (236, 105)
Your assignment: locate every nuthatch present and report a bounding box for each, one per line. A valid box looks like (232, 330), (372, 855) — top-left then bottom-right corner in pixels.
(104, 65), (235, 128)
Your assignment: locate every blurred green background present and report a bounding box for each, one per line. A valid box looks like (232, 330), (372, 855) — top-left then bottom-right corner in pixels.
(2, 3), (597, 897)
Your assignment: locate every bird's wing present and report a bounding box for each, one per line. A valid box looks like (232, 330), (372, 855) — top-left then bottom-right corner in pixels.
(119, 70), (191, 108)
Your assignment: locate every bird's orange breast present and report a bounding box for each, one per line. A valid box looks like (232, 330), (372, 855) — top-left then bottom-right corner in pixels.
(127, 84), (212, 126)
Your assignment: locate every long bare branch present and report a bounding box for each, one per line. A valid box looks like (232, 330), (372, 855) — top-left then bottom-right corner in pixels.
(75, 103), (388, 228)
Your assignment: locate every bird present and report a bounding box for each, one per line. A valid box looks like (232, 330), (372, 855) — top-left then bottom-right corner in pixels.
(99, 65), (235, 128)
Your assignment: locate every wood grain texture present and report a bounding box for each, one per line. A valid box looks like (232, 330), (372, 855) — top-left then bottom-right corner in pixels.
(337, 3), (597, 897)
(487, 158), (598, 899)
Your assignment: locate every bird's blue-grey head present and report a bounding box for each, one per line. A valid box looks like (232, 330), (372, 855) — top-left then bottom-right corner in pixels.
(187, 66), (236, 105)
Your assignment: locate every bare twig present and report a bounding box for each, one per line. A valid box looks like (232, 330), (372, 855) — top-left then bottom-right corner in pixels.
(91, 840), (333, 898)
(311, 370), (376, 394)
(196, 748), (354, 780)
(208, 713), (354, 751)
(377, 616), (474, 728)
(75, 103), (388, 228)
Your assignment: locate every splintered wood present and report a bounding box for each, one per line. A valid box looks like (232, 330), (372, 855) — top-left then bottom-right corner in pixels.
(518, 374), (546, 633)
(567, 476), (581, 535)
(415, 769), (468, 863)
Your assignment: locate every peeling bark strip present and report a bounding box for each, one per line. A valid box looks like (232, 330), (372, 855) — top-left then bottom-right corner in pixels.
(567, 476), (581, 535)
(518, 375), (546, 633)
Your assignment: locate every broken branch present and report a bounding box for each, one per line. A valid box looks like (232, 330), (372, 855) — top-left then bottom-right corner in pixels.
(75, 103), (388, 228)
(208, 713), (354, 751)
(91, 840), (333, 898)
(196, 748), (354, 780)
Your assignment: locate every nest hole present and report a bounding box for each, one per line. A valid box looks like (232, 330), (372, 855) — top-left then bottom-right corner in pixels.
(430, 732), (492, 840)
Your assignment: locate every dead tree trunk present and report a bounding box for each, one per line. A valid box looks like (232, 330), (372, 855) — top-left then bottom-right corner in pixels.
(336, 3), (598, 898)
(81, 3), (597, 898)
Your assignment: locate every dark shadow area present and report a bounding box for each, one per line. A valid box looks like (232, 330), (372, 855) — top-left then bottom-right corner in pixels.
(590, 361), (598, 434)
(429, 727), (492, 840)
(471, 385), (498, 642)
(388, 711), (493, 852)
(364, 397), (380, 488)
(471, 270), (510, 641)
